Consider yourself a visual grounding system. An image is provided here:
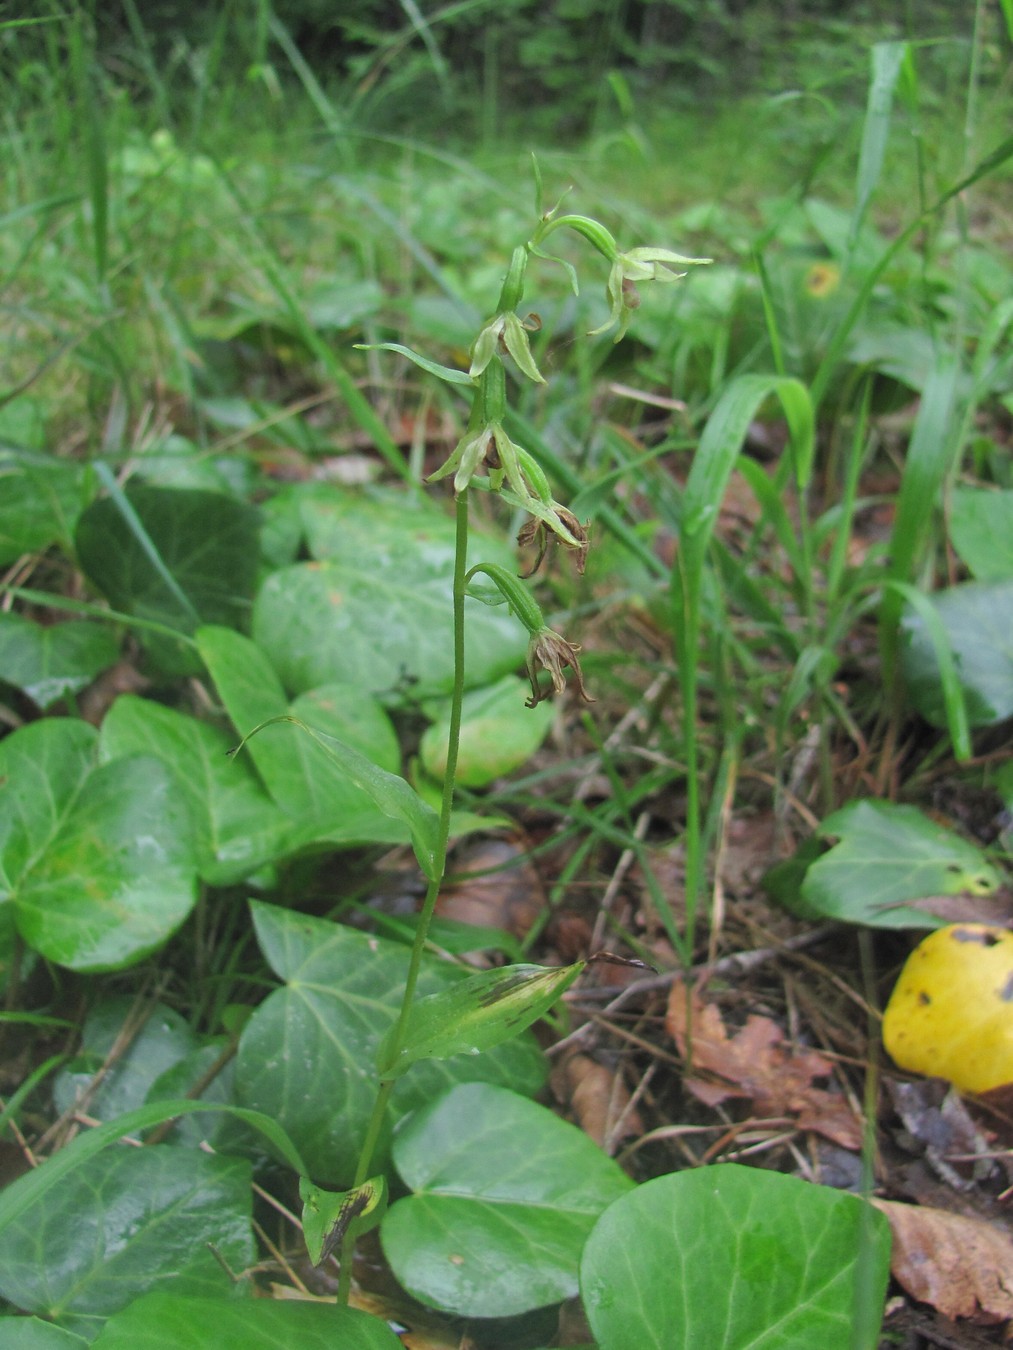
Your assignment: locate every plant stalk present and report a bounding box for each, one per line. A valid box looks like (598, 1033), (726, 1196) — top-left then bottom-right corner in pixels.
(335, 489), (470, 1305)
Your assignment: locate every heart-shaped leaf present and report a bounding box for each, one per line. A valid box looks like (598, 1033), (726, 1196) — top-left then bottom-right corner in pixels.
(0, 614), (118, 708)
(75, 483), (260, 675)
(381, 1082), (634, 1318)
(196, 626), (416, 855)
(99, 694), (297, 885)
(799, 800), (1001, 929)
(0, 720), (198, 970)
(235, 904), (546, 1184)
(949, 487), (1013, 581)
(0, 1147), (254, 1341)
(252, 486), (526, 700)
(90, 1294), (403, 1349)
(53, 997), (196, 1123)
(420, 675), (556, 787)
(901, 579), (1013, 728)
(581, 1166), (890, 1349)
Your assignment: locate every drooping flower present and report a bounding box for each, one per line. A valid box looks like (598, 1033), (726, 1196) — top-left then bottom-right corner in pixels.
(591, 246), (711, 342)
(525, 628), (594, 708)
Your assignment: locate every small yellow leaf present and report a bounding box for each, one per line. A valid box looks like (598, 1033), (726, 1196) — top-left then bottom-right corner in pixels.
(882, 923), (1013, 1093)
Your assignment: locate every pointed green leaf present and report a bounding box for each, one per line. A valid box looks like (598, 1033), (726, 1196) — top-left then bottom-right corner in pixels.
(355, 341), (474, 386)
(237, 714), (440, 881)
(195, 626), (413, 856)
(300, 1175), (387, 1266)
(378, 961), (584, 1078)
(235, 904), (545, 1184)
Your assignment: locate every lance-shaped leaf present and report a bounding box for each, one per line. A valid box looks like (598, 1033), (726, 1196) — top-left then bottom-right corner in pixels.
(377, 961), (584, 1079)
(300, 1175), (387, 1266)
(232, 714), (440, 882)
(355, 342), (474, 386)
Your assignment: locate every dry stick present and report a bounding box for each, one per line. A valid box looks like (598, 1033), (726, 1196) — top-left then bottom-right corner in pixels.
(588, 808), (652, 952)
(549, 925), (838, 1056)
(0, 1101), (38, 1170)
(145, 1040), (239, 1146)
(706, 756), (739, 967)
(35, 985), (162, 1153)
(603, 1060), (657, 1158)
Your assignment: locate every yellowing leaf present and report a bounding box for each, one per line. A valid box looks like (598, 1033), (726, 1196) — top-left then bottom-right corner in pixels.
(882, 924), (1013, 1092)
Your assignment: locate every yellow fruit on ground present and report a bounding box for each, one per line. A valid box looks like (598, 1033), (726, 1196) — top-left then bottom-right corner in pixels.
(882, 923), (1013, 1094)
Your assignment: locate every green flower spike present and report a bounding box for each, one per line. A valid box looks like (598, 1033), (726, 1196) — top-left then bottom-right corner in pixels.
(592, 246), (712, 342)
(470, 311), (545, 384)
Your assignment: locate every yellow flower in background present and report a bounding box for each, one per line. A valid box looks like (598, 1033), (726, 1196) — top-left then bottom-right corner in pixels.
(804, 262), (841, 298)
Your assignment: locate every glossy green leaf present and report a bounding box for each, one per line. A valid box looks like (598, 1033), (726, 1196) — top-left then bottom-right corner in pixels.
(252, 486), (526, 699)
(0, 1319), (89, 1349)
(300, 1174), (387, 1265)
(420, 675), (556, 787)
(901, 580), (1013, 728)
(381, 1083), (633, 1318)
(0, 1147), (254, 1341)
(53, 997), (196, 1123)
(0, 720), (198, 970)
(75, 483), (260, 674)
(377, 961), (584, 1078)
(0, 450), (87, 566)
(99, 694), (297, 885)
(950, 487), (1013, 581)
(0, 1103), (306, 1240)
(581, 1166), (890, 1350)
(196, 626), (414, 855)
(235, 904), (546, 1184)
(0, 613), (118, 708)
(91, 1294), (402, 1349)
(800, 800), (1001, 929)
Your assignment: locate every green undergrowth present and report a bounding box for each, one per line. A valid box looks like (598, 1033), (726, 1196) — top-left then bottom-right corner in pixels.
(1, 6), (1012, 1348)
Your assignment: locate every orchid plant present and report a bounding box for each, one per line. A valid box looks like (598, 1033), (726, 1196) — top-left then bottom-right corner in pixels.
(306, 172), (710, 1301)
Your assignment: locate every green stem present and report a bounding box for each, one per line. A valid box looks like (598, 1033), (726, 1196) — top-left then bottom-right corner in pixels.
(335, 489), (470, 1306)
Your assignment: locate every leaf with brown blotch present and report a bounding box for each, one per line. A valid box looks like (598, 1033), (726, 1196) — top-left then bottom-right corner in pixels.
(666, 981), (862, 1149)
(873, 1199), (1013, 1324)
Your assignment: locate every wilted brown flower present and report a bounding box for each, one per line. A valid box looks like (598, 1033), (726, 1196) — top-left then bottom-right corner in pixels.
(517, 508), (590, 577)
(525, 628), (594, 708)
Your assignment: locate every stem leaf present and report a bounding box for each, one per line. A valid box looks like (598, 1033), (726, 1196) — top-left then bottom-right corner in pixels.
(376, 961), (585, 1078)
(300, 1174), (387, 1266)
(233, 715), (441, 881)
(355, 342), (474, 386)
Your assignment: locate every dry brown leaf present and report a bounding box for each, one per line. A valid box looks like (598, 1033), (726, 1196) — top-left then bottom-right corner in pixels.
(551, 1051), (641, 1149)
(666, 981), (862, 1149)
(436, 839), (543, 940)
(874, 1200), (1013, 1324)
